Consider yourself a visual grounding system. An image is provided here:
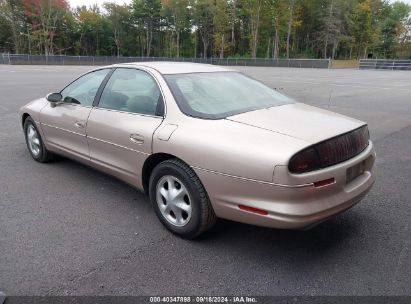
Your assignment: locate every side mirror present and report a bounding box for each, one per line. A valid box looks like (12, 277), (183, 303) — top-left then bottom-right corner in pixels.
(46, 92), (63, 103)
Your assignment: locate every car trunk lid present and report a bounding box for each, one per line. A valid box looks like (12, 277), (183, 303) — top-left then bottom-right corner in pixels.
(226, 103), (365, 144)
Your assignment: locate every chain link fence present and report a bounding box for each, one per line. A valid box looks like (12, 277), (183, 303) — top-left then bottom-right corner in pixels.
(360, 59), (411, 70)
(0, 54), (6, 64)
(0, 54), (331, 69)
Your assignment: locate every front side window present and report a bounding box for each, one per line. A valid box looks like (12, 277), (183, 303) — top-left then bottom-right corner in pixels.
(61, 69), (110, 106)
(164, 72), (294, 119)
(98, 68), (162, 116)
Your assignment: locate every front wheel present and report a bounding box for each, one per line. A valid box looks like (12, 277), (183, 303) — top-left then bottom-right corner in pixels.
(149, 159), (216, 239)
(23, 116), (54, 163)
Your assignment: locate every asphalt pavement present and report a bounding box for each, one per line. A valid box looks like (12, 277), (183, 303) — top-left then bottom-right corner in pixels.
(0, 65), (410, 296)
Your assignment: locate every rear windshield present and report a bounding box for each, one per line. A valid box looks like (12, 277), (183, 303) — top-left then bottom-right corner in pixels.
(164, 72), (294, 119)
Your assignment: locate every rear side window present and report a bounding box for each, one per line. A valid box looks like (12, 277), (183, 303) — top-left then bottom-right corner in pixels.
(98, 68), (162, 116)
(61, 69), (110, 106)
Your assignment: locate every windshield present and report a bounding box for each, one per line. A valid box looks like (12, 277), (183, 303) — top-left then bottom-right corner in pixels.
(164, 72), (294, 119)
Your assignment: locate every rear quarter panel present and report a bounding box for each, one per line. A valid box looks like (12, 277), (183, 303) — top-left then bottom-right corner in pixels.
(153, 117), (309, 183)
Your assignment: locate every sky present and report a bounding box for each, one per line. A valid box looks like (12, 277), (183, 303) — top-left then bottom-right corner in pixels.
(393, 0), (411, 4)
(67, 0), (411, 10)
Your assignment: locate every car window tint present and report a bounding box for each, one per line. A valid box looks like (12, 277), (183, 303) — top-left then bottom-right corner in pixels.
(60, 69), (110, 106)
(98, 68), (161, 116)
(165, 72), (294, 119)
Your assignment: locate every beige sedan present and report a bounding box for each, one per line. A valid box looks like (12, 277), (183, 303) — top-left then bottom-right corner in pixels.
(20, 62), (376, 238)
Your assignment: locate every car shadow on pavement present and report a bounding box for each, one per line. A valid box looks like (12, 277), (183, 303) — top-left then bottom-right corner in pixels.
(197, 211), (365, 256)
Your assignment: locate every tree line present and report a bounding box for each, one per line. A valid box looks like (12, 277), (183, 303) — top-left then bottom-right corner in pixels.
(0, 0), (410, 59)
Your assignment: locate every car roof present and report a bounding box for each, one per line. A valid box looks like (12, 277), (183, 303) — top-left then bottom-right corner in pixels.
(113, 61), (233, 75)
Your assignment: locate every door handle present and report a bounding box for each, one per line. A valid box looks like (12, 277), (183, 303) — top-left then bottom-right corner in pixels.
(74, 121), (85, 129)
(129, 134), (144, 144)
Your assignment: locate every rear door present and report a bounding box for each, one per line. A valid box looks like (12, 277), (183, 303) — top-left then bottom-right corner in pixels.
(40, 68), (111, 162)
(86, 68), (165, 188)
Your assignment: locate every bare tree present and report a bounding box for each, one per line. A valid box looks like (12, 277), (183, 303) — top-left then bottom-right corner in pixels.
(286, 0), (295, 59)
(192, 0), (214, 59)
(247, 0), (262, 58)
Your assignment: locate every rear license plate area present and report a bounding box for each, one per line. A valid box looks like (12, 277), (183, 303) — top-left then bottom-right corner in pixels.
(346, 161), (365, 184)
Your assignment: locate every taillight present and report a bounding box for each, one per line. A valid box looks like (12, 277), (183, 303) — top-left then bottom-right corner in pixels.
(288, 147), (321, 173)
(288, 125), (369, 174)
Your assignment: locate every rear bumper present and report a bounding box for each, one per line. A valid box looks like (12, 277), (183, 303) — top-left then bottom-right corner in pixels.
(194, 142), (376, 229)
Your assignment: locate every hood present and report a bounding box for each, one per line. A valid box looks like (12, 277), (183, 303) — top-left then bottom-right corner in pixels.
(226, 103), (365, 144)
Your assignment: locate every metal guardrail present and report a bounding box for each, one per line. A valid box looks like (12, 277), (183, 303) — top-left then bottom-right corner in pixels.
(359, 59), (411, 70)
(0, 54), (331, 69)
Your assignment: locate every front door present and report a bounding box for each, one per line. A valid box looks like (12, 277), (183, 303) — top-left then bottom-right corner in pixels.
(40, 69), (111, 162)
(86, 68), (164, 188)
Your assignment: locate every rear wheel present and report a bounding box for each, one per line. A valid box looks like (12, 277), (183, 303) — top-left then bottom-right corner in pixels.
(149, 159), (216, 239)
(24, 116), (54, 163)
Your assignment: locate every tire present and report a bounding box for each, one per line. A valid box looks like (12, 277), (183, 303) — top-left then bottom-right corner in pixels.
(149, 159), (217, 239)
(23, 116), (54, 163)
